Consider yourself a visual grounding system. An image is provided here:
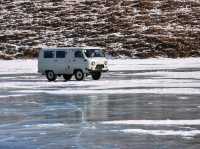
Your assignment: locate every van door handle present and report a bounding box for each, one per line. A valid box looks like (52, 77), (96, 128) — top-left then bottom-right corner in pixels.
(73, 59), (76, 62)
(54, 59), (58, 62)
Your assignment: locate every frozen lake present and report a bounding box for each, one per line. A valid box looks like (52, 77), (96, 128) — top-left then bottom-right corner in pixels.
(0, 58), (200, 149)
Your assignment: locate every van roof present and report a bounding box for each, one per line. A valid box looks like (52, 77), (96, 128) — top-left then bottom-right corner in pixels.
(42, 47), (104, 51)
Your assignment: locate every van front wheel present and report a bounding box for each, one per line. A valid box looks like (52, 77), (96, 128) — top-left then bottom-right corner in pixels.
(74, 70), (85, 81)
(63, 74), (72, 81)
(46, 71), (57, 81)
(91, 72), (101, 80)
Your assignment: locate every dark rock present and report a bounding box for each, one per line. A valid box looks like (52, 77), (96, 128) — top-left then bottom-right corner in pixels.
(23, 48), (40, 58)
(14, 53), (24, 59)
(0, 52), (14, 60)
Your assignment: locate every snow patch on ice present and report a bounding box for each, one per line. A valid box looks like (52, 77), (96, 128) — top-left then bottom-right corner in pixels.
(102, 119), (200, 126)
(0, 94), (27, 98)
(119, 129), (200, 137)
(178, 96), (189, 100)
(24, 123), (65, 128)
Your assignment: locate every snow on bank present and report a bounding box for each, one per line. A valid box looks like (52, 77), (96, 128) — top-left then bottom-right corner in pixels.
(109, 57), (200, 71)
(1, 58), (200, 95)
(0, 57), (200, 74)
(0, 59), (37, 74)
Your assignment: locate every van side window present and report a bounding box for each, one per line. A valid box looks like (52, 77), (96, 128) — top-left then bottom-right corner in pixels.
(75, 51), (83, 58)
(44, 51), (54, 58)
(56, 51), (66, 58)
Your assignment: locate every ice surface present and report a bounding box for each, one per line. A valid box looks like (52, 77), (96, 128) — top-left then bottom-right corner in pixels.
(1, 58), (200, 148)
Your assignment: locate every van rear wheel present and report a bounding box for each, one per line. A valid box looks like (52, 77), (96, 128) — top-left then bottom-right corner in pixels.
(63, 74), (72, 81)
(74, 70), (85, 81)
(91, 72), (101, 80)
(46, 71), (57, 81)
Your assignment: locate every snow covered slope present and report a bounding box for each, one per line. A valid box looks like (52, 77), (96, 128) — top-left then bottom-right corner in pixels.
(0, 0), (200, 59)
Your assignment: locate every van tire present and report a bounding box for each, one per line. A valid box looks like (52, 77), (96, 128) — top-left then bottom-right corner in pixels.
(46, 71), (57, 81)
(91, 72), (101, 80)
(74, 70), (85, 81)
(63, 74), (72, 81)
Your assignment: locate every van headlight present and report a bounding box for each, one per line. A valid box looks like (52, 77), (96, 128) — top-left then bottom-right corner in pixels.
(91, 61), (95, 66)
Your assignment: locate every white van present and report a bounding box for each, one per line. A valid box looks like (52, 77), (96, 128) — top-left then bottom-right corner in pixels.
(38, 47), (108, 81)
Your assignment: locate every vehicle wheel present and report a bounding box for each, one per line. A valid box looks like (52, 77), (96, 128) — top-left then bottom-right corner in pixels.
(63, 74), (72, 81)
(74, 70), (85, 81)
(91, 72), (101, 80)
(46, 71), (57, 81)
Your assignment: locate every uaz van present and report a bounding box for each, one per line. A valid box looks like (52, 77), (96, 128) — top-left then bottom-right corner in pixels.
(38, 47), (108, 81)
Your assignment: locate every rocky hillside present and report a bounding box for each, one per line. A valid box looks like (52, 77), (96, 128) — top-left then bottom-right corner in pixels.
(0, 0), (200, 59)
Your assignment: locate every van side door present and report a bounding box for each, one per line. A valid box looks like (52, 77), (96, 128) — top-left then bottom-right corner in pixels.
(42, 50), (55, 73)
(72, 49), (87, 73)
(54, 50), (68, 74)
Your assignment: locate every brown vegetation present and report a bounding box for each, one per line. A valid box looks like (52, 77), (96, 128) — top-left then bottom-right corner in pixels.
(0, 0), (199, 59)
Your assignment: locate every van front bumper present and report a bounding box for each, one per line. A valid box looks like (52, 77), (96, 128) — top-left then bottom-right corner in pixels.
(87, 67), (109, 73)
(101, 68), (109, 72)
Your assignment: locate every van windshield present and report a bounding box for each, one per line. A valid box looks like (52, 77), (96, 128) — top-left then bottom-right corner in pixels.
(84, 49), (105, 58)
